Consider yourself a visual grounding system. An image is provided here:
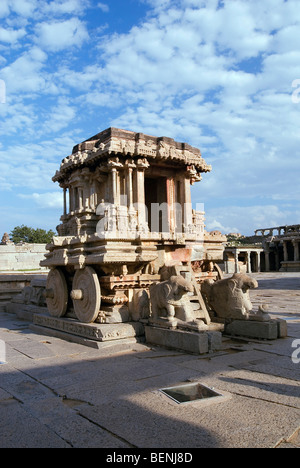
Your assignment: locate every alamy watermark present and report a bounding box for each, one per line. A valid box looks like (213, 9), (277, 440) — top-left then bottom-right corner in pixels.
(0, 79), (6, 104)
(95, 197), (205, 240)
(292, 79), (300, 103)
(0, 339), (6, 364)
(292, 339), (300, 364)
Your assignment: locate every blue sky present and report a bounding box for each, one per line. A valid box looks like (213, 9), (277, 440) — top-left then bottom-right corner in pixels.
(0, 0), (300, 237)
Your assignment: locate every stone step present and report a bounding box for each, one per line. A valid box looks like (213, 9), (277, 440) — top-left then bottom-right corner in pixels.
(31, 313), (145, 349)
(0, 303), (8, 313)
(0, 288), (22, 298)
(0, 288), (22, 314)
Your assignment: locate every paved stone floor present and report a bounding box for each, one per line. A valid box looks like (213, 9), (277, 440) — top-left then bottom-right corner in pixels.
(0, 272), (299, 449)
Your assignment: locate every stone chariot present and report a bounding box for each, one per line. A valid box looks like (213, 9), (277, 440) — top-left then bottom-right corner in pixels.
(41, 128), (226, 335)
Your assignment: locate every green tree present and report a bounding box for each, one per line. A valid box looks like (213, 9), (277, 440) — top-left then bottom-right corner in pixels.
(10, 225), (56, 244)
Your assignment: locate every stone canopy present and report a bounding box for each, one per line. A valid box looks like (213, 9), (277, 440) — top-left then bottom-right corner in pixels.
(53, 127), (211, 184)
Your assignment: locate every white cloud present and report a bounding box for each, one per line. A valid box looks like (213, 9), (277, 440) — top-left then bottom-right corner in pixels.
(0, 0), (89, 19)
(97, 3), (109, 13)
(3, 0), (38, 17)
(41, 0), (89, 16)
(0, 26), (26, 44)
(39, 98), (77, 133)
(18, 191), (62, 209)
(0, 1), (10, 18)
(35, 18), (89, 51)
(1, 46), (48, 95)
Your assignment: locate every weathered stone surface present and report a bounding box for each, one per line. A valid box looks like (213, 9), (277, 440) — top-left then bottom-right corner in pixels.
(277, 318), (288, 338)
(32, 313), (145, 342)
(224, 319), (279, 340)
(0, 272), (299, 448)
(0, 244), (48, 271)
(145, 326), (209, 354)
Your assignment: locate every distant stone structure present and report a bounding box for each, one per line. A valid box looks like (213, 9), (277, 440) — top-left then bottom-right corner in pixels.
(255, 224), (300, 272)
(1, 233), (13, 245)
(224, 246), (264, 274)
(0, 243), (48, 271)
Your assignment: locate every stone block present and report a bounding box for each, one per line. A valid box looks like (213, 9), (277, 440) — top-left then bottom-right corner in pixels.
(32, 313), (145, 342)
(276, 318), (288, 338)
(207, 331), (223, 351)
(224, 319), (279, 340)
(145, 326), (209, 354)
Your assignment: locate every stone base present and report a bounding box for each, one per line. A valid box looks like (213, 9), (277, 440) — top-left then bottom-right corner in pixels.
(224, 318), (287, 340)
(6, 302), (47, 321)
(30, 313), (145, 348)
(280, 261), (300, 272)
(145, 325), (222, 355)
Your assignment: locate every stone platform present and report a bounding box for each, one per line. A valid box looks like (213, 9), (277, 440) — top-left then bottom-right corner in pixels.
(30, 313), (145, 349)
(224, 318), (287, 340)
(145, 325), (222, 354)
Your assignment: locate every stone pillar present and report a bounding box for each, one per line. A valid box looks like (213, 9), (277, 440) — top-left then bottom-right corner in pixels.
(183, 173), (193, 233)
(125, 159), (135, 209)
(111, 168), (118, 204)
(246, 251), (251, 273)
(234, 250), (240, 273)
(175, 177), (185, 234)
(256, 251), (261, 272)
(283, 241), (288, 262)
(63, 187), (67, 216)
(166, 177), (175, 234)
(293, 240), (299, 262)
(265, 250), (270, 272)
(78, 187), (83, 211)
(108, 157), (123, 206)
(90, 183), (95, 211)
(134, 158), (149, 233)
(69, 187), (76, 214)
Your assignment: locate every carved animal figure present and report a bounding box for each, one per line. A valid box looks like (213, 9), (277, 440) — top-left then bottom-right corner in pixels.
(149, 275), (194, 321)
(201, 273), (258, 320)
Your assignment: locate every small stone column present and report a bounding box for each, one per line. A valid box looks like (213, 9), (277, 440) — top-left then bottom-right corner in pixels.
(108, 157), (123, 206)
(111, 168), (118, 204)
(69, 187), (76, 214)
(293, 240), (299, 262)
(283, 241), (288, 262)
(183, 173), (193, 233)
(125, 159), (135, 209)
(256, 251), (261, 272)
(63, 187), (67, 216)
(90, 183), (96, 211)
(265, 250), (270, 272)
(166, 177), (176, 234)
(134, 158), (149, 233)
(234, 250), (240, 273)
(78, 187), (83, 212)
(246, 250), (252, 273)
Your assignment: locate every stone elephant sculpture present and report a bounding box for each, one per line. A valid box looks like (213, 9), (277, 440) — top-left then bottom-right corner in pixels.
(201, 273), (258, 320)
(149, 275), (194, 322)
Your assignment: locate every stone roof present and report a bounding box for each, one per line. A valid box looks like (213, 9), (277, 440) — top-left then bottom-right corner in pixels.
(53, 127), (211, 183)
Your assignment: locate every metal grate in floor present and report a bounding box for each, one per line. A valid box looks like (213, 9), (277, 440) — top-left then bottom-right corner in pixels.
(160, 382), (226, 405)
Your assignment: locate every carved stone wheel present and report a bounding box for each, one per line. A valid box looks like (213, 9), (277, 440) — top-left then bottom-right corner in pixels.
(71, 266), (101, 323)
(45, 268), (68, 318)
